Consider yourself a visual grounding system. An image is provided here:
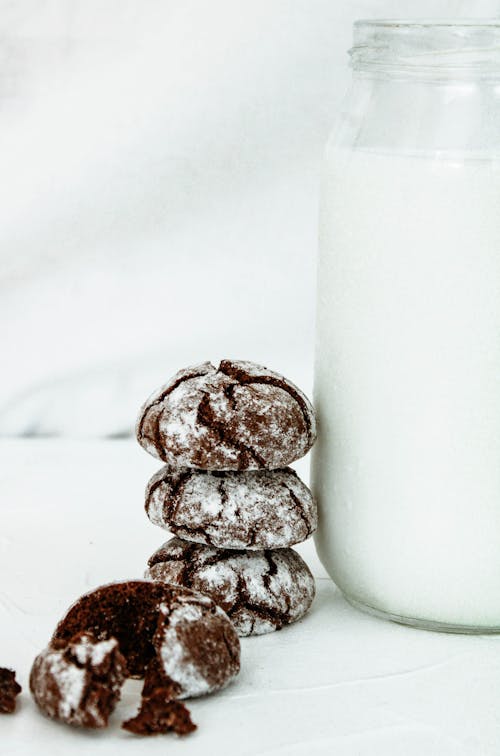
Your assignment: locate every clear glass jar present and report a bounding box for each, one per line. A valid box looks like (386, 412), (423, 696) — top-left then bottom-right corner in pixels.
(312, 20), (500, 632)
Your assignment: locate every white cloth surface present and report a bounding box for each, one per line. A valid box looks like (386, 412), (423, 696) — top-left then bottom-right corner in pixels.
(1, 438), (500, 755)
(3, 0), (500, 437)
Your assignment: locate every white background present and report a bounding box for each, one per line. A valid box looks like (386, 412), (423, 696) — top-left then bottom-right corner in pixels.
(2, 0), (500, 438)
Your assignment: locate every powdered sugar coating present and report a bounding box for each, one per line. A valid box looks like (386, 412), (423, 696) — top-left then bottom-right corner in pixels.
(136, 360), (317, 470)
(146, 538), (316, 637)
(41, 653), (85, 719)
(154, 594), (240, 698)
(146, 465), (317, 549)
(136, 363), (213, 461)
(73, 636), (117, 668)
(29, 633), (127, 728)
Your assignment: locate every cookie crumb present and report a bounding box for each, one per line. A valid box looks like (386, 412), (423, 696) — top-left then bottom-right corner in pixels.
(0, 667), (22, 714)
(122, 689), (197, 736)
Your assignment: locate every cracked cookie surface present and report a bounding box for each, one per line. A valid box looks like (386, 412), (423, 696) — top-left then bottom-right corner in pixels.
(145, 538), (316, 636)
(136, 360), (316, 470)
(146, 465), (317, 549)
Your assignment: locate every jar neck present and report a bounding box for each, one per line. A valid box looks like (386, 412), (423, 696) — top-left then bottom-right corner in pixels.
(351, 20), (500, 82)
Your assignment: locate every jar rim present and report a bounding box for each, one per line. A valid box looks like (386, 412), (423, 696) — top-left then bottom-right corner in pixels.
(351, 18), (500, 78)
(355, 19), (500, 29)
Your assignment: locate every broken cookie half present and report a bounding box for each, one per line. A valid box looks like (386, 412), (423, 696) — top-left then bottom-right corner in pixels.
(30, 580), (240, 732)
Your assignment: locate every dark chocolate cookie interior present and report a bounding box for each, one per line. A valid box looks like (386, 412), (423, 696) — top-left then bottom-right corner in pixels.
(53, 581), (181, 677)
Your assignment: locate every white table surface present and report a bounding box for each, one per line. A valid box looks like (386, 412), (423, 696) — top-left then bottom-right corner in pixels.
(1, 439), (499, 755)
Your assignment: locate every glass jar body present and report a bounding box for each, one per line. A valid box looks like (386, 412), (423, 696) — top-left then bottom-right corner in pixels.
(312, 27), (500, 632)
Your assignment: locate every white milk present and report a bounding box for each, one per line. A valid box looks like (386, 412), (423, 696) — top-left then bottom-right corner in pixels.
(313, 148), (500, 629)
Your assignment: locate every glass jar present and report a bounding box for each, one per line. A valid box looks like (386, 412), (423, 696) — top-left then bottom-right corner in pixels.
(312, 20), (500, 632)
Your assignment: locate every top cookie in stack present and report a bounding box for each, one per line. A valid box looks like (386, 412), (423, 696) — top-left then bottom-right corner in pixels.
(136, 359), (316, 470)
(137, 359), (318, 636)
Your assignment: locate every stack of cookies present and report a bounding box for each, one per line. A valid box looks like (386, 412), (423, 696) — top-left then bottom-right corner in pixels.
(136, 359), (318, 636)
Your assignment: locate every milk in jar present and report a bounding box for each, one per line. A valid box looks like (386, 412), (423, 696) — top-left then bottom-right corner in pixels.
(312, 20), (500, 631)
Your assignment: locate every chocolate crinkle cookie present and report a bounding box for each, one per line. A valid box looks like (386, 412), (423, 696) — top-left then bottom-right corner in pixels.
(0, 667), (22, 713)
(52, 580), (240, 700)
(136, 360), (317, 470)
(146, 465), (317, 549)
(146, 538), (316, 636)
(30, 632), (127, 728)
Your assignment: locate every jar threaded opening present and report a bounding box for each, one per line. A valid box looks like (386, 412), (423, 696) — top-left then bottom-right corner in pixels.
(351, 19), (500, 78)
